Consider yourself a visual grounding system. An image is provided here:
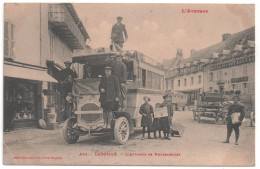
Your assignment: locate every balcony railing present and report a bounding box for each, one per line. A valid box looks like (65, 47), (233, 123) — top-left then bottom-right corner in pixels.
(48, 4), (86, 49)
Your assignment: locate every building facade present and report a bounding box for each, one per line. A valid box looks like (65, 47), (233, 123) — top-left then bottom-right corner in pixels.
(165, 27), (255, 108)
(4, 3), (89, 129)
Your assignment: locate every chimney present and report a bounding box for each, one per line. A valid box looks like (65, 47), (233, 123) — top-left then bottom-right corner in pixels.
(222, 33), (231, 41)
(190, 49), (196, 57)
(176, 48), (183, 60)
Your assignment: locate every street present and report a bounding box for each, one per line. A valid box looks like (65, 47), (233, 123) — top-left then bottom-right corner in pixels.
(3, 111), (255, 166)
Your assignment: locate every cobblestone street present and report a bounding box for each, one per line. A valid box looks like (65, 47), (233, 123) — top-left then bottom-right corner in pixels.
(3, 111), (255, 166)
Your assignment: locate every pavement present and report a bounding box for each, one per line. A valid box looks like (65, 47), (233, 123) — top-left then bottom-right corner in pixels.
(3, 111), (255, 166)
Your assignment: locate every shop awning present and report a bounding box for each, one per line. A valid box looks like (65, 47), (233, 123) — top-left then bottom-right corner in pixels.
(4, 64), (58, 83)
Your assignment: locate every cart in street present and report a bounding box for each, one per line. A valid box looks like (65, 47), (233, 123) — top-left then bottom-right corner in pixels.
(193, 92), (225, 123)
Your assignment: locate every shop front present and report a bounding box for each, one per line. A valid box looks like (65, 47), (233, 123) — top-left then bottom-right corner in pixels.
(181, 89), (201, 106)
(4, 61), (57, 130)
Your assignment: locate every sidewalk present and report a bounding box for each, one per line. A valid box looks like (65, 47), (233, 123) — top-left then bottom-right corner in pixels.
(3, 125), (63, 145)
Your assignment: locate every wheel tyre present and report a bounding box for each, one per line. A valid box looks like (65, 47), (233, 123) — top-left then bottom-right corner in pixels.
(114, 117), (130, 145)
(62, 117), (79, 144)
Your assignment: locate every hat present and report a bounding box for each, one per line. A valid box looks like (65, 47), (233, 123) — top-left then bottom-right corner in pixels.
(115, 54), (123, 58)
(117, 16), (123, 20)
(163, 94), (169, 99)
(64, 61), (72, 65)
(143, 96), (151, 102)
(104, 66), (112, 70)
(233, 95), (240, 100)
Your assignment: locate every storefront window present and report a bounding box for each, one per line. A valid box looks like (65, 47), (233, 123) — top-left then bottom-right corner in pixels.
(5, 79), (37, 121)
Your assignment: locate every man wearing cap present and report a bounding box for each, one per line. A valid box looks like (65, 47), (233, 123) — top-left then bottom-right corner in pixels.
(99, 66), (120, 128)
(160, 94), (174, 140)
(59, 61), (78, 117)
(112, 54), (128, 111)
(111, 16), (128, 48)
(223, 95), (245, 145)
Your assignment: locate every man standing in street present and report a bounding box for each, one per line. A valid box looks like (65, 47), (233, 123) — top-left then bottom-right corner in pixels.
(112, 54), (128, 111)
(223, 95), (245, 145)
(111, 16), (128, 49)
(160, 95), (174, 140)
(99, 66), (120, 128)
(59, 61), (78, 118)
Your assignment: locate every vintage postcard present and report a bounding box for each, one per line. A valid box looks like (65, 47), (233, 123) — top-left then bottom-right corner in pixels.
(3, 2), (255, 166)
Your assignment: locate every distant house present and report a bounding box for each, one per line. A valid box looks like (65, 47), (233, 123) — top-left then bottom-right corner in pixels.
(165, 27), (255, 107)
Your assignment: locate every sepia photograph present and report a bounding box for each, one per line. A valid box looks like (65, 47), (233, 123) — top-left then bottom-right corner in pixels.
(2, 2), (255, 166)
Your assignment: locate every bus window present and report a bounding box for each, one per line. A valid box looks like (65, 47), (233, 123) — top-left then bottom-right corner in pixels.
(142, 69), (146, 87)
(147, 71), (152, 89)
(126, 61), (134, 81)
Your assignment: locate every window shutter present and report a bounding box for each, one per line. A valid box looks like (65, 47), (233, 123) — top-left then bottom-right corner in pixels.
(4, 22), (9, 57)
(4, 22), (15, 59)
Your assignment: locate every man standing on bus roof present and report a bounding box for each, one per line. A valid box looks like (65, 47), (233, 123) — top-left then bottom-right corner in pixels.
(111, 16), (128, 48)
(112, 54), (128, 111)
(99, 66), (120, 128)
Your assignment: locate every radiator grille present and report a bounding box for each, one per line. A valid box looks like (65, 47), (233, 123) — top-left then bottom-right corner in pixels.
(81, 103), (100, 111)
(81, 114), (102, 122)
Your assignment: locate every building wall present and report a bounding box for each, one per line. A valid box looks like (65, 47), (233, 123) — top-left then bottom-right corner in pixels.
(5, 3), (41, 66)
(174, 71), (203, 92)
(40, 4), (73, 68)
(4, 3), (74, 68)
(204, 60), (255, 95)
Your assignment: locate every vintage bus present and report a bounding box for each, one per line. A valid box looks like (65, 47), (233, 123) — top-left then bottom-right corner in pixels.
(62, 50), (165, 144)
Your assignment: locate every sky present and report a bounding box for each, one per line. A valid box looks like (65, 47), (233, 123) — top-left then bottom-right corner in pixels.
(74, 4), (255, 63)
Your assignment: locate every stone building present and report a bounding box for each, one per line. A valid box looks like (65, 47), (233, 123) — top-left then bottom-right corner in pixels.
(4, 3), (89, 128)
(164, 48), (184, 91)
(165, 27), (255, 108)
(203, 27), (255, 112)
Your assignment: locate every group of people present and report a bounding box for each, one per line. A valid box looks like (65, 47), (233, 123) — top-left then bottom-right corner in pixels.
(58, 15), (129, 121)
(98, 54), (128, 128)
(58, 53), (128, 126)
(139, 95), (174, 140)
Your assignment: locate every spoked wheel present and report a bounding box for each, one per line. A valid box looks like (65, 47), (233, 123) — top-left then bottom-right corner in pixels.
(114, 117), (129, 145)
(62, 117), (79, 144)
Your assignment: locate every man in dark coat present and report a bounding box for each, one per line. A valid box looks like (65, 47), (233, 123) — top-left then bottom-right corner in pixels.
(4, 96), (16, 132)
(160, 95), (174, 140)
(99, 66), (120, 128)
(139, 96), (154, 139)
(112, 54), (128, 111)
(111, 16), (128, 48)
(59, 61), (78, 118)
(223, 95), (245, 145)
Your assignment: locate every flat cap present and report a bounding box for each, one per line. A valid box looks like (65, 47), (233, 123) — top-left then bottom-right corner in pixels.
(104, 66), (113, 70)
(64, 61), (72, 65)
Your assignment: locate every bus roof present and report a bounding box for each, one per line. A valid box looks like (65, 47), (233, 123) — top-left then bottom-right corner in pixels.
(72, 50), (164, 69)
